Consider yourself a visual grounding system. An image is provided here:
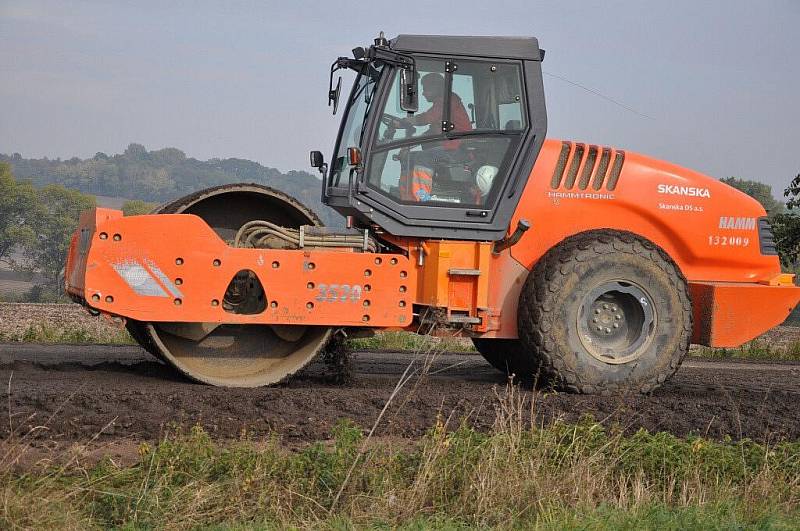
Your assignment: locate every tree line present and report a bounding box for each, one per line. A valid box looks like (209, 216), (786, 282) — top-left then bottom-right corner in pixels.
(0, 143), (341, 226)
(0, 162), (95, 299)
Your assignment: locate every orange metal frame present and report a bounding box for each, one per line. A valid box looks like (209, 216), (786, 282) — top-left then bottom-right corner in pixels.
(68, 210), (414, 328)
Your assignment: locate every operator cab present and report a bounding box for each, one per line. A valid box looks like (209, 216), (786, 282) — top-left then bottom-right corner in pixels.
(315, 34), (547, 241)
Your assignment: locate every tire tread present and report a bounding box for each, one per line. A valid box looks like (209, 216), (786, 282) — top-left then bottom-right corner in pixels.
(517, 230), (692, 394)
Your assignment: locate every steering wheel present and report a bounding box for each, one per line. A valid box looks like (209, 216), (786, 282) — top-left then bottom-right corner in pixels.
(381, 113), (415, 141)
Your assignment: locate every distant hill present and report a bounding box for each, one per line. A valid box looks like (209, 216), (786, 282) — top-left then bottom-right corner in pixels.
(1, 144), (342, 226)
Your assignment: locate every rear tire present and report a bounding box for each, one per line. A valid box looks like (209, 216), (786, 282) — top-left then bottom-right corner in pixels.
(517, 230), (691, 394)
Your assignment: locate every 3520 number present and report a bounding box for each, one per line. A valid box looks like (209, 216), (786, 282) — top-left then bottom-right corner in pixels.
(315, 284), (363, 303)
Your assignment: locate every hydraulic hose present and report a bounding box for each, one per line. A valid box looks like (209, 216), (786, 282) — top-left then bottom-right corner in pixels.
(234, 220), (377, 252)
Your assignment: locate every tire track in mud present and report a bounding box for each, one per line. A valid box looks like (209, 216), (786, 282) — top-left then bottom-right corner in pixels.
(1, 343), (799, 444)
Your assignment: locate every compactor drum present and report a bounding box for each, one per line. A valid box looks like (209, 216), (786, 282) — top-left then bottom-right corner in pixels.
(65, 33), (800, 392)
(125, 184), (332, 387)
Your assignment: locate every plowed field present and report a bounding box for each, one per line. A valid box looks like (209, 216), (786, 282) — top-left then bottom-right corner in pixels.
(2, 343), (799, 446)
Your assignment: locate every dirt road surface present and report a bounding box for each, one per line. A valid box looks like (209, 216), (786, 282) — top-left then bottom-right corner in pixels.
(1, 343), (799, 445)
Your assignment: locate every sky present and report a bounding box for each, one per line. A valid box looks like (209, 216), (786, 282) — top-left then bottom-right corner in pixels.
(1, 0), (798, 196)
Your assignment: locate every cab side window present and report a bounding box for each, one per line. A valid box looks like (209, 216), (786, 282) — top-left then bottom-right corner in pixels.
(368, 59), (526, 208)
(465, 62), (525, 131)
(377, 59), (446, 144)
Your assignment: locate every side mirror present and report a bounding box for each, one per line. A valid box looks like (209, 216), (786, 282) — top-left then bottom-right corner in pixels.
(328, 76), (342, 115)
(310, 150), (325, 169)
(399, 67), (418, 113)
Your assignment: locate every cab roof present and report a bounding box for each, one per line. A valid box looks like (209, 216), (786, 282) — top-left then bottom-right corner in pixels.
(391, 34), (543, 61)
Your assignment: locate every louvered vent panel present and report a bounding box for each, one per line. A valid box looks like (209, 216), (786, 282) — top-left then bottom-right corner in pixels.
(592, 148), (611, 190)
(606, 151), (625, 191)
(758, 217), (778, 256)
(550, 142), (571, 188)
(577, 145), (598, 189)
(549, 142), (625, 191)
(563, 143), (584, 188)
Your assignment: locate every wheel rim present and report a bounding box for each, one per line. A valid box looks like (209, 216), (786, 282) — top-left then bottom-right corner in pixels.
(576, 280), (656, 365)
(130, 184), (332, 387)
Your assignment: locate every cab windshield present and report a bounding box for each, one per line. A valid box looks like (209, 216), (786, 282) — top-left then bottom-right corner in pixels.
(329, 66), (384, 187)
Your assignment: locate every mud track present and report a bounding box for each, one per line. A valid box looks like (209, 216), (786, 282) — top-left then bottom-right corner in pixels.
(1, 343), (799, 445)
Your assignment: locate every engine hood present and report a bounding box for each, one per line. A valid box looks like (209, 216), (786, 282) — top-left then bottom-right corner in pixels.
(619, 148), (767, 218)
(513, 139), (781, 284)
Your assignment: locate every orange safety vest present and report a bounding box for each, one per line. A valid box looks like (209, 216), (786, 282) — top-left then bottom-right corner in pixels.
(399, 165), (433, 202)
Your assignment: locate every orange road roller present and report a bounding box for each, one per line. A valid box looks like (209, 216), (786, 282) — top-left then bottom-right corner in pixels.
(65, 33), (800, 392)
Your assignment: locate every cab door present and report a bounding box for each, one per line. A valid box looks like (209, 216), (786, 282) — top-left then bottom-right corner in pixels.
(352, 55), (546, 241)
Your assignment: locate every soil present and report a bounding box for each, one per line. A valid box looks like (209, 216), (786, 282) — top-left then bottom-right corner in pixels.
(1, 343), (799, 448)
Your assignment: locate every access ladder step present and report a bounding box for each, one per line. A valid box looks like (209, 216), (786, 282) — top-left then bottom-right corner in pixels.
(447, 315), (481, 324)
(448, 268), (481, 276)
